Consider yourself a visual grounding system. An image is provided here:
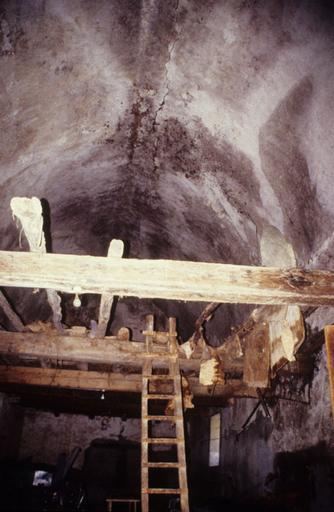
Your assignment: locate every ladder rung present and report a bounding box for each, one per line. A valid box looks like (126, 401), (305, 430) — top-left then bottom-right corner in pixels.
(144, 462), (181, 468)
(144, 438), (179, 444)
(143, 374), (173, 380)
(143, 352), (170, 357)
(143, 394), (175, 400)
(143, 415), (181, 421)
(144, 350), (173, 354)
(143, 488), (181, 495)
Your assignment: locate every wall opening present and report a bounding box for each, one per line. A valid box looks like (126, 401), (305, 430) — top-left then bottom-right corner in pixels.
(209, 412), (220, 467)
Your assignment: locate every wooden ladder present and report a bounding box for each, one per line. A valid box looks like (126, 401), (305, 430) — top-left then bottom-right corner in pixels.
(141, 316), (189, 512)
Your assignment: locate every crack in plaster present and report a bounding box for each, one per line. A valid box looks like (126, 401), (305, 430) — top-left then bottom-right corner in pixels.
(151, 0), (182, 174)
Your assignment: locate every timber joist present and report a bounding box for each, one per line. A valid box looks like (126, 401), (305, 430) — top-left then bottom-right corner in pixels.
(0, 330), (198, 369)
(0, 365), (259, 398)
(0, 250), (334, 305)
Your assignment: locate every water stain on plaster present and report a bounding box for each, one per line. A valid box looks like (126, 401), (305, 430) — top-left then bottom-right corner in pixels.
(260, 76), (328, 262)
(1, 0), (334, 337)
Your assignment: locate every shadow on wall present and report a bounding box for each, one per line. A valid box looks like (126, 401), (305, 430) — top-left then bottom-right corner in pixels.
(82, 438), (140, 510)
(268, 441), (334, 512)
(220, 440), (334, 512)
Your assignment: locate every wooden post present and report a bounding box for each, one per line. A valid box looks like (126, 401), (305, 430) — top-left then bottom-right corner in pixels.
(325, 325), (334, 419)
(243, 322), (270, 388)
(10, 197), (63, 331)
(0, 290), (25, 332)
(168, 317), (178, 355)
(96, 239), (124, 337)
(145, 315), (154, 353)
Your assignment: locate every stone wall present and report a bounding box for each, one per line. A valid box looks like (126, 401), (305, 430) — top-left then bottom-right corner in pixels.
(188, 310), (334, 510)
(0, 393), (24, 460)
(19, 410), (141, 468)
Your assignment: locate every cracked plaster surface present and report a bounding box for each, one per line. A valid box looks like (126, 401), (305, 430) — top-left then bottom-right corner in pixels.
(0, 0), (334, 339)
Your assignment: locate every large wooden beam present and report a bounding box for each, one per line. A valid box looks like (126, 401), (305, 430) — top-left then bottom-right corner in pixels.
(0, 330), (207, 371)
(0, 365), (258, 398)
(0, 366), (142, 392)
(0, 250), (334, 305)
(0, 331), (148, 366)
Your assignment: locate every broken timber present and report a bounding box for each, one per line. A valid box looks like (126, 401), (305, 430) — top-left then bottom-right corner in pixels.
(1, 250), (334, 305)
(243, 322), (270, 388)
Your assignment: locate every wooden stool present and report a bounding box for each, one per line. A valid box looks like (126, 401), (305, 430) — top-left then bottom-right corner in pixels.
(106, 498), (140, 512)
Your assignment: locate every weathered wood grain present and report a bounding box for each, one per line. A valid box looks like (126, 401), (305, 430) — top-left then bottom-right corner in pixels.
(0, 250), (334, 305)
(252, 305), (305, 373)
(243, 322), (270, 388)
(0, 330), (199, 371)
(0, 365), (258, 398)
(97, 239), (124, 337)
(0, 366), (142, 392)
(325, 325), (334, 419)
(0, 330), (246, 373)
(0, 330), (147, 366)
(10, 197), (63, 330)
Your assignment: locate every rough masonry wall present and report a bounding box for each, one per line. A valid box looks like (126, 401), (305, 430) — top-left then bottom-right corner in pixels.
(0, 393), (24, 460)
(189, 309), (334, 509)
(219, 347), (333, 489)
(19, 410), (141, 468)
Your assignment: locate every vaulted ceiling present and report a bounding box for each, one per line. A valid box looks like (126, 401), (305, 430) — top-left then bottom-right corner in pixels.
(1, 0), (334, 344)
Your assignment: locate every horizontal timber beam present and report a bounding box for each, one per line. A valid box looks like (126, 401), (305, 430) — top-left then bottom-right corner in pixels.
(0, 365), (258, 398)
(0, 366), (142, 393)
(0, 250), (334, 305)
(0, 331), (206, 371)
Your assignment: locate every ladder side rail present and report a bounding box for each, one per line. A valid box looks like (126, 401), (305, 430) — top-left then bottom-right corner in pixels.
(141, 357), (152, 512)
(170, 358), (190, 512)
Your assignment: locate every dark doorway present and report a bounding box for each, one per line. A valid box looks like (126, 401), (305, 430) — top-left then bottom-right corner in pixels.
(83, 439), (140, 511)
